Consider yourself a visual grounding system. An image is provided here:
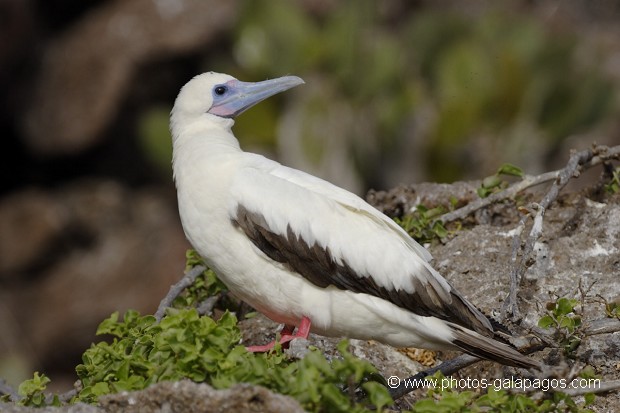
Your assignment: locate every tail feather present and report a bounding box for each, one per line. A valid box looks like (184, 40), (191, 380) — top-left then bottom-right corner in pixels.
(449, 324), (541, 370)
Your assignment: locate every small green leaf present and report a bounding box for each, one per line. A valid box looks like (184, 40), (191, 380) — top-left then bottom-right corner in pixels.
(559, 316), (576, 330)
(17, 372), (53, 407)
(556, 297), (579, 315)
(537, 314), (555, 329)
(605, 301), (620, 319)
(482, 175), (502, 189)
(477, 186), (493, 198)
(362, 381), (393, 411)
(497, 163), (524, 177)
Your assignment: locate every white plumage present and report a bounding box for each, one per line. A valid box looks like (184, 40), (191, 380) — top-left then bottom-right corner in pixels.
(171, 72), (538, 369)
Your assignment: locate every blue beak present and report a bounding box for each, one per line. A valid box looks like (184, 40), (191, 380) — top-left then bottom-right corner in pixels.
(208, 76), (305, 118)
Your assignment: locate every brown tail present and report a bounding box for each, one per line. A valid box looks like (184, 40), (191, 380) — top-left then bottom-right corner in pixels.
(449, 323), (541, 370)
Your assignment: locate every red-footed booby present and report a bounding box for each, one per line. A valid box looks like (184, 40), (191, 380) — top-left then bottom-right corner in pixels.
(170, 72), (539, 369)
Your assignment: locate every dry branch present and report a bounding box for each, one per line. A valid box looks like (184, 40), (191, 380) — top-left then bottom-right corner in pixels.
(503, 145), (620, 320)
(440, 144), (620, 225)
(154, 265), (206, 322)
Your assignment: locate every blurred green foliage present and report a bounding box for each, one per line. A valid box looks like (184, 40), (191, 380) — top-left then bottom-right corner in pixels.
(604, 299), (620, 319)
(604, 166), (620, 194)
(16, 372), (59, 407)
(138, 2), (615, 187)
(230, 1), (614, 184)
(137, 106), (174, 173)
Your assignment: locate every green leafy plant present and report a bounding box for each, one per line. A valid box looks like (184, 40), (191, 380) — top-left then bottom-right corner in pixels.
(75, 309), (243, 403)
(604, 300), (620, 319)
(604, 166), (620, 194)
(538, 297), (583, 356)
(394, 204), (451, 243)
(477, 163), (524, 198)
(15, 372), (58, 407)
(73, 309), (392, 412)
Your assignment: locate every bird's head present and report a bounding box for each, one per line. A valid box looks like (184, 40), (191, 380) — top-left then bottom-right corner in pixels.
(172, 72), (305, 123)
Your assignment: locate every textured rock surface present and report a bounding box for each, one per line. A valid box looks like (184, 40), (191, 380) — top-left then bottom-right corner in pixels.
(99, 381), (305, 413)
(0, 381), (305, 413)
(368, 183), (620, 411)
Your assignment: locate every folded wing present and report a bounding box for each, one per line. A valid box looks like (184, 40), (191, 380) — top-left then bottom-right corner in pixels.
(229, 161), (493, 336)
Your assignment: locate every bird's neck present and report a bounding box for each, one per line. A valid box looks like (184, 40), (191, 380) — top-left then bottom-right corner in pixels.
(172, 113), (241, 152)
(171, 115), (243, 183)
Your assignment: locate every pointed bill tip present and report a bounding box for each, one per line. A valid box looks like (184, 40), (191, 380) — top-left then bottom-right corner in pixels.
(281, 75), (305, 87)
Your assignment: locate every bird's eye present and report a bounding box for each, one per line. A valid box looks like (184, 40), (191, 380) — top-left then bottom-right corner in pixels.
(214, 85), (227, 96)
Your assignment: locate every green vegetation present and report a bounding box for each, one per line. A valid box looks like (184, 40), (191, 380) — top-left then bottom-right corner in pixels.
(604, 166), (620, 194)
(14, 309), (392, 412)
(394, 204), (451, 244)
(538, 297), (583, 357)
(11, 372), (58, 407)
(477, 163), (524, 198)
(602, 297), (620, 320)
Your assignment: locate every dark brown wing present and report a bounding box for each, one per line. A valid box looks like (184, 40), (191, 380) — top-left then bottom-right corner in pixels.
(232, 204), (494, 337)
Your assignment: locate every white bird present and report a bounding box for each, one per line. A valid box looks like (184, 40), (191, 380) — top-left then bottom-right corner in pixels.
(170, 72), (539, 369)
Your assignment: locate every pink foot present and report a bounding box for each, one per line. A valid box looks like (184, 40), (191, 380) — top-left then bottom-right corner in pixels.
(246, 316), (311, 352)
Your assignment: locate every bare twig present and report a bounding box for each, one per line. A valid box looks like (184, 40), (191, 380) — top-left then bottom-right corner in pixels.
(439, 171), (558, 224)
(440, 144), (620, 225)
(154, 265), (206, 322)
(502, 209), (530, 321)
(196, 295), (219, 316)
(58, 388), (78, 403)
(502, 203), (546, 321)
(499, 145), (620, 321)
(583, 317), (620, 336)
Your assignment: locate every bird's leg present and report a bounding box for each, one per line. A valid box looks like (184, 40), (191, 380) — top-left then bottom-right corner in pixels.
(278, 315), (311, 343)
(246, 316), (312, 353)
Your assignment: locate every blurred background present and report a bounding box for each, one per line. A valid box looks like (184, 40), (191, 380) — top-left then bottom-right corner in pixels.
(1, 0), (619, 390)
